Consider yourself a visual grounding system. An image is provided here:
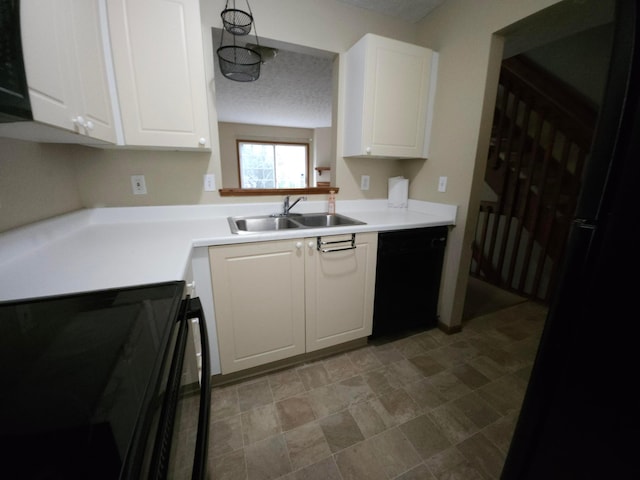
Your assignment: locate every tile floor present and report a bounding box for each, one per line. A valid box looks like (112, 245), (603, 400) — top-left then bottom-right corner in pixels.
(207, 300), (548, 480)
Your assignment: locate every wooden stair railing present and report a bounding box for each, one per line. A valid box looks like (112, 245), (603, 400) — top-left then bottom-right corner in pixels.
(471, 55), (597, 303)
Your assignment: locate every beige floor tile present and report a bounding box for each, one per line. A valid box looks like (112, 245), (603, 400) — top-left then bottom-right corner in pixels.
(451, 362), (491, 389)
(211, 385), (240, 420)
(369, 427), (422, 478)
(427, 402), (480, 444)
(335, 374), (376, 407)
(481, 412), (519, 454)
(372, 345), (405, 365)
(209, 448), (246, 480)
(476, 374), (527, 416)
(404, 377), (449, 411)
(428, 370), (473, 402)
(392, 336), (428, 358)
(452, 391), (501, 429)
(268, 368), (306, 402)
(425, 446), (484, 480)
(347, 346), (383, 372)
(283, 421), (331, 471)
(395, 463), (437, 480)
(323, 353), (358, 382)
(362, 367), (399, 396)
(349, 399), (389, 438)
(245, 434), (292, 480)
(319, 410), (365, 453)
(334, 439), (388, 480)
(297, 363), (331, 390)
(237, 378), (273, 412)
(377, 387), (422, 424)
(209, 414), (243, 458)
(292, 456), (342, 480)
(400, 414), (452, 461)
(241, 403), (281, 445)
(275, 393), (316, 431)
(307, 383), (349, 418)
(409, 354), (448, 377)
(456, 432), (506, 479)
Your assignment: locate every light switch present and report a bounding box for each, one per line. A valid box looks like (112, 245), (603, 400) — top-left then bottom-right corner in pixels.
(438, 176), (447, 193)
(131, 175), (147, 195)
(204, 174), (216, 191)
(360, 175), (370, 190)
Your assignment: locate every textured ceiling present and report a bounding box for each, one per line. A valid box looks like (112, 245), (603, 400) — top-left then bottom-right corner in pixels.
(213, 29), (334, 129)
(212, 1), (447, 129)
(337, 0), (446, 23)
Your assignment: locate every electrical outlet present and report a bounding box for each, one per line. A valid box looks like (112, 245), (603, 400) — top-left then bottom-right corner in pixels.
(438, 176), (447, 193)
(131, 175), (147, 195)
(204, 174), (216, 192)
(360, 175), (370, 190)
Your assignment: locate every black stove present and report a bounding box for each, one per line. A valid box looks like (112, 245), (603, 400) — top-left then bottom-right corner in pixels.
(0, 281), (210, 479)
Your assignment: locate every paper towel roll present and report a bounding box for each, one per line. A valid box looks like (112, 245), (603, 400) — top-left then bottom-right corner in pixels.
(388, 176), (408, 208)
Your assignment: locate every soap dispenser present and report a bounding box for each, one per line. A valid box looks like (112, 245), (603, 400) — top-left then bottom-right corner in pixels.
(328, 190), (336, 214)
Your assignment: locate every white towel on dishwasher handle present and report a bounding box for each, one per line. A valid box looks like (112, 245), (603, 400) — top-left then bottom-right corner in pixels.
(388, 176), (409, 208)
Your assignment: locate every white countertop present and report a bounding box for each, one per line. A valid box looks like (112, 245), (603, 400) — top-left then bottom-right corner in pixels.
(0, 199), (456, 302)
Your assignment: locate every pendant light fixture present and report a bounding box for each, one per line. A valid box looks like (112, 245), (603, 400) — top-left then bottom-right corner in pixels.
(217, 0), (262, 82)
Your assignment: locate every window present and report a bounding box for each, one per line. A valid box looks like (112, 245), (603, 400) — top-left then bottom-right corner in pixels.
(237, 141), (309, 189)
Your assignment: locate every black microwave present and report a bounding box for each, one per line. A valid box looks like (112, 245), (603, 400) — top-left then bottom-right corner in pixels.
(0, 0), (33, 123)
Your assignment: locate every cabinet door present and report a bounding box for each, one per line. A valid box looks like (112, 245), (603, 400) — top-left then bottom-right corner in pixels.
(21, 0), (117, 143)
(344, 34), (435, 159)
(209, 240), (305, 374)
(106, 0), (210, 149)
(21, 0), (80, 132)
(69, 0), (118, 143)
(305, 232), (378, 352)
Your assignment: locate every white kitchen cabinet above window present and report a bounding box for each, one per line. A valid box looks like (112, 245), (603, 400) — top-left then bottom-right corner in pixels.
(343, 34), (438, 159)
(106, 0), (211, 150)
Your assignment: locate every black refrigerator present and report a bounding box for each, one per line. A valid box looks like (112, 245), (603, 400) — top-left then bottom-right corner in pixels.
(501, 0), (640, 478)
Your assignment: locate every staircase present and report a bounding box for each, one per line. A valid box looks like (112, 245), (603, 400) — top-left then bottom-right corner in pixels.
(471, 55), (598, 303)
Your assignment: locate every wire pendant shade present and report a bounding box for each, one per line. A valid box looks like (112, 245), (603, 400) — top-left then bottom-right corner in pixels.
(217, 0), (262, 82)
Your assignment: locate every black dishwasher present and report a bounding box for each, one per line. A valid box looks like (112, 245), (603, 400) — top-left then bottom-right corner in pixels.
(371, 226), (448, 340)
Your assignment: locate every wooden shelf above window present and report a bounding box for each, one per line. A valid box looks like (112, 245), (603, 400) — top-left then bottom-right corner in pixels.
(219, 187), (339, 197)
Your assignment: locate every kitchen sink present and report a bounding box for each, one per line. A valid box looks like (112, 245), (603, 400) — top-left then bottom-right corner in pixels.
(228, 215), (303, 233)
(228, 213), (366, 234)
(294, 213), (365, 228)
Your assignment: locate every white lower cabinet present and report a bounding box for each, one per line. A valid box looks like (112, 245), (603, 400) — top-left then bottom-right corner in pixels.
(305, 233), (378, 352)
(209, 233), (378, 374)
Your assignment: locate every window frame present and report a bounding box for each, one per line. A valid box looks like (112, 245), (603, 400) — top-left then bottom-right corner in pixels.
(235, 139), (310, 190)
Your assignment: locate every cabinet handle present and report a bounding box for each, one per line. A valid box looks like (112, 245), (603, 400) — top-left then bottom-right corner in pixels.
(199, 137), (207, 146)
(72, 116), (94, 133)
(308, 241), (315, 249)
(295, 241), (303, 249)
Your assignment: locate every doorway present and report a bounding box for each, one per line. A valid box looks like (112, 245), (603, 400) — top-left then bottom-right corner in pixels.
(464, 0), (615, 320)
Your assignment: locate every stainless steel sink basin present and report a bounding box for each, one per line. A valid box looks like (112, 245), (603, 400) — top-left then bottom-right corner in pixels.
(228, 212), (365, 234)
(294, 213), (366, 228)
(228, 215), (302, 234)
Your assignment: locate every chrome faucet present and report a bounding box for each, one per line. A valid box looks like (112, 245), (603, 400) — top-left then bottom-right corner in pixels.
(282, 195), (306, 215)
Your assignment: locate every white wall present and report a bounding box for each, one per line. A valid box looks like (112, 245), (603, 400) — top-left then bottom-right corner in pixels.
(0, 138), (83, 232)
(411, 0), (562, 330)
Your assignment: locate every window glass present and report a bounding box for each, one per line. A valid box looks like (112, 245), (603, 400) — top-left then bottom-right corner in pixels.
(238, 141), (308, 189)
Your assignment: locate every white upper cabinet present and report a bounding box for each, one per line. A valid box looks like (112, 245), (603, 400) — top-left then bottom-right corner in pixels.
(343, 34), (438, 159)
(19, 0), (118, 144)
(106, 0), (210, 150)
